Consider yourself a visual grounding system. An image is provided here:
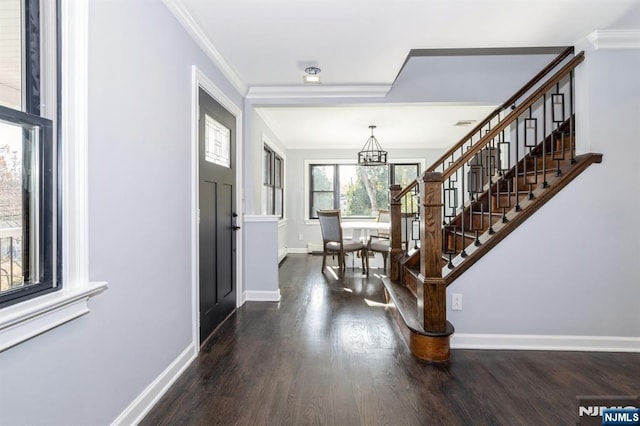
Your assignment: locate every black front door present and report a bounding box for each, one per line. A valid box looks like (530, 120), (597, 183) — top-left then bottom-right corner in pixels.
(198, 88), (237, 344)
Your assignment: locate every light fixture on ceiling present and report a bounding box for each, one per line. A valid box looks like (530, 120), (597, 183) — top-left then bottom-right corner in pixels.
(303, 66), (321, 84)
(357, 125), (388, 166)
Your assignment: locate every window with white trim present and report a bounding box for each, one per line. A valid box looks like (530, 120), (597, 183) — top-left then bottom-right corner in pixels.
(308, 162), (420, 219)
(263, 145), (283, 218)
(0, 0), (60, 308)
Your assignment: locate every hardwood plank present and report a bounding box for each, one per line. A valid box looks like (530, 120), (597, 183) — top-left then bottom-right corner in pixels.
(141, 254), (639, 425)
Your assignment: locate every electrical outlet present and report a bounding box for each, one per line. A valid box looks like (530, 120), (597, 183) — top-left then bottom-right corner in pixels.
(298, 234), (304, 241)
(452, 293), (462, 311)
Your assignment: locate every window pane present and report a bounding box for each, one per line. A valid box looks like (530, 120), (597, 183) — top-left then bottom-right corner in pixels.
(311, 165), (333, 191)
(204, 114), (230, 167)
(265, 186), (274, 215)
(274, 156), (282, 188)
(275, 188), (283, 217)
(341, 165), (388, 217)
(0, 119), (38, 295)
(261, 186), (268, 214)
(0, 0), (22, 110)
(393, 164), (420, 186)
(311, 192), (333, 216)
(263, 148), (272, 184)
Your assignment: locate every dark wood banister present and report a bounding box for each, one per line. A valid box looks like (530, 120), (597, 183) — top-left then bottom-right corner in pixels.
(426, 46), (575, 174)
(385, 47), (589, 362)
(392, 48), (579, 203)
(393, 177), (418, 201)
(440, 51), (584, 181)
(440, 153), (602, 286)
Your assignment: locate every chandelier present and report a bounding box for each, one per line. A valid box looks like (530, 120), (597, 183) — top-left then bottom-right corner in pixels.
(357, 125), (388, 166)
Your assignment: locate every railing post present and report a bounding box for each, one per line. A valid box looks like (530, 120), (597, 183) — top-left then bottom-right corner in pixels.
(389, 184), (402, 281)
(418, 172), (447, 333)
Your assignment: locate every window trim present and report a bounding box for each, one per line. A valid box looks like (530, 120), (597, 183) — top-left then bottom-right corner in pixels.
(0, 0), (57, 307)
(304, 158), (425, 223)
(0, 0), (107, 352)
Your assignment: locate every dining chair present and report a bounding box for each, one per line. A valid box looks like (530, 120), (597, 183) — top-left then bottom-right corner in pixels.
(366, 212), (413, 272)
(317, 209), (366, 276)
(376, 209), (390, 238)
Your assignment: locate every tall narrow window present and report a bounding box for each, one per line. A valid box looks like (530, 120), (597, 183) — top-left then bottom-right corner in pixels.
(263, 145), (284, 218)
(0, 0), (59, 307)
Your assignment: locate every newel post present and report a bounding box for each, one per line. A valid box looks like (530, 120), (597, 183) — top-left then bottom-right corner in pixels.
(418, 172), (448, 334)
(389, 184), (402, 281)
(409, 172), (453, 363)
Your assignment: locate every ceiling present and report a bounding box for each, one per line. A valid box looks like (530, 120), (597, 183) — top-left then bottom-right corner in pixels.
(172, 0), (640, 150)
(255, 104), (498, 150)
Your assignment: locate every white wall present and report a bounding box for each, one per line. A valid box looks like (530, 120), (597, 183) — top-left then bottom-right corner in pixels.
(447, 42), (640, 340)
(0, 1), (243, 424)
(244, 216), (280, 301)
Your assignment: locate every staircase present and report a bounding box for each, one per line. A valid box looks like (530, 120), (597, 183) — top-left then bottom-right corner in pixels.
(382, 47), (603, 362)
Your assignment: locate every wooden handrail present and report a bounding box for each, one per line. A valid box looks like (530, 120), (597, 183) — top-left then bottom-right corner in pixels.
(427, 108), (501, 174)
(392, 177), (418, 202)
(427, 46), (575, 173)
(499, 46), (574, 113)
(394, 49), (580, 203)
(441, 51), (584, 181)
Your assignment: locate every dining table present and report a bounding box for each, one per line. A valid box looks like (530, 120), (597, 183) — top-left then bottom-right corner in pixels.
(340, 220), (390, 242)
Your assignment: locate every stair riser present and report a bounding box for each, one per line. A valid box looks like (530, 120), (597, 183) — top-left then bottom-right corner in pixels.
(551, 134), (574, 151)
(454, 212), (501, 230)
(468, 213), (497, 230)
(515, 169), (559, 187)
(444, 232), (475, 253)
(403, 273), (418, 298)
(524, 153), (573, 171)
(491, 193), (529, 211)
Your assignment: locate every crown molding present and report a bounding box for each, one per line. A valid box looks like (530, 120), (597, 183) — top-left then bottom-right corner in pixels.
(587, 29), (640, 50)
(245, 85), (392, 100)
(161, 0), (247, 95)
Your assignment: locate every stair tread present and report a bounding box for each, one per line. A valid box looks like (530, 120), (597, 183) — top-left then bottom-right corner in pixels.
(493, 190), (531, 195)
(532, 146), (572, 155)
(446, 229), (478, 238)
(516, 168), (561, 175)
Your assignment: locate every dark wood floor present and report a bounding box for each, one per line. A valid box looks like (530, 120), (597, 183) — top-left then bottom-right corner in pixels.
(141, 254), (639, 425)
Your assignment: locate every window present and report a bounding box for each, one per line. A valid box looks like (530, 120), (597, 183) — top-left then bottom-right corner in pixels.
(263, 145), (283, 218)
(309, 162), (420, 219)
(0, 0), (59, 308)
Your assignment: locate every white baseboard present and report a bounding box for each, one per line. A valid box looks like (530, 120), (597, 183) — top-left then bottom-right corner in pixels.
(277, 248), (287, 263)
(451, 333), (640, 352)
(245, 290), (281, 302)
(307, 242), (323, 253)
(111, 343), (197, 426)
(286, 247), (309, 254)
